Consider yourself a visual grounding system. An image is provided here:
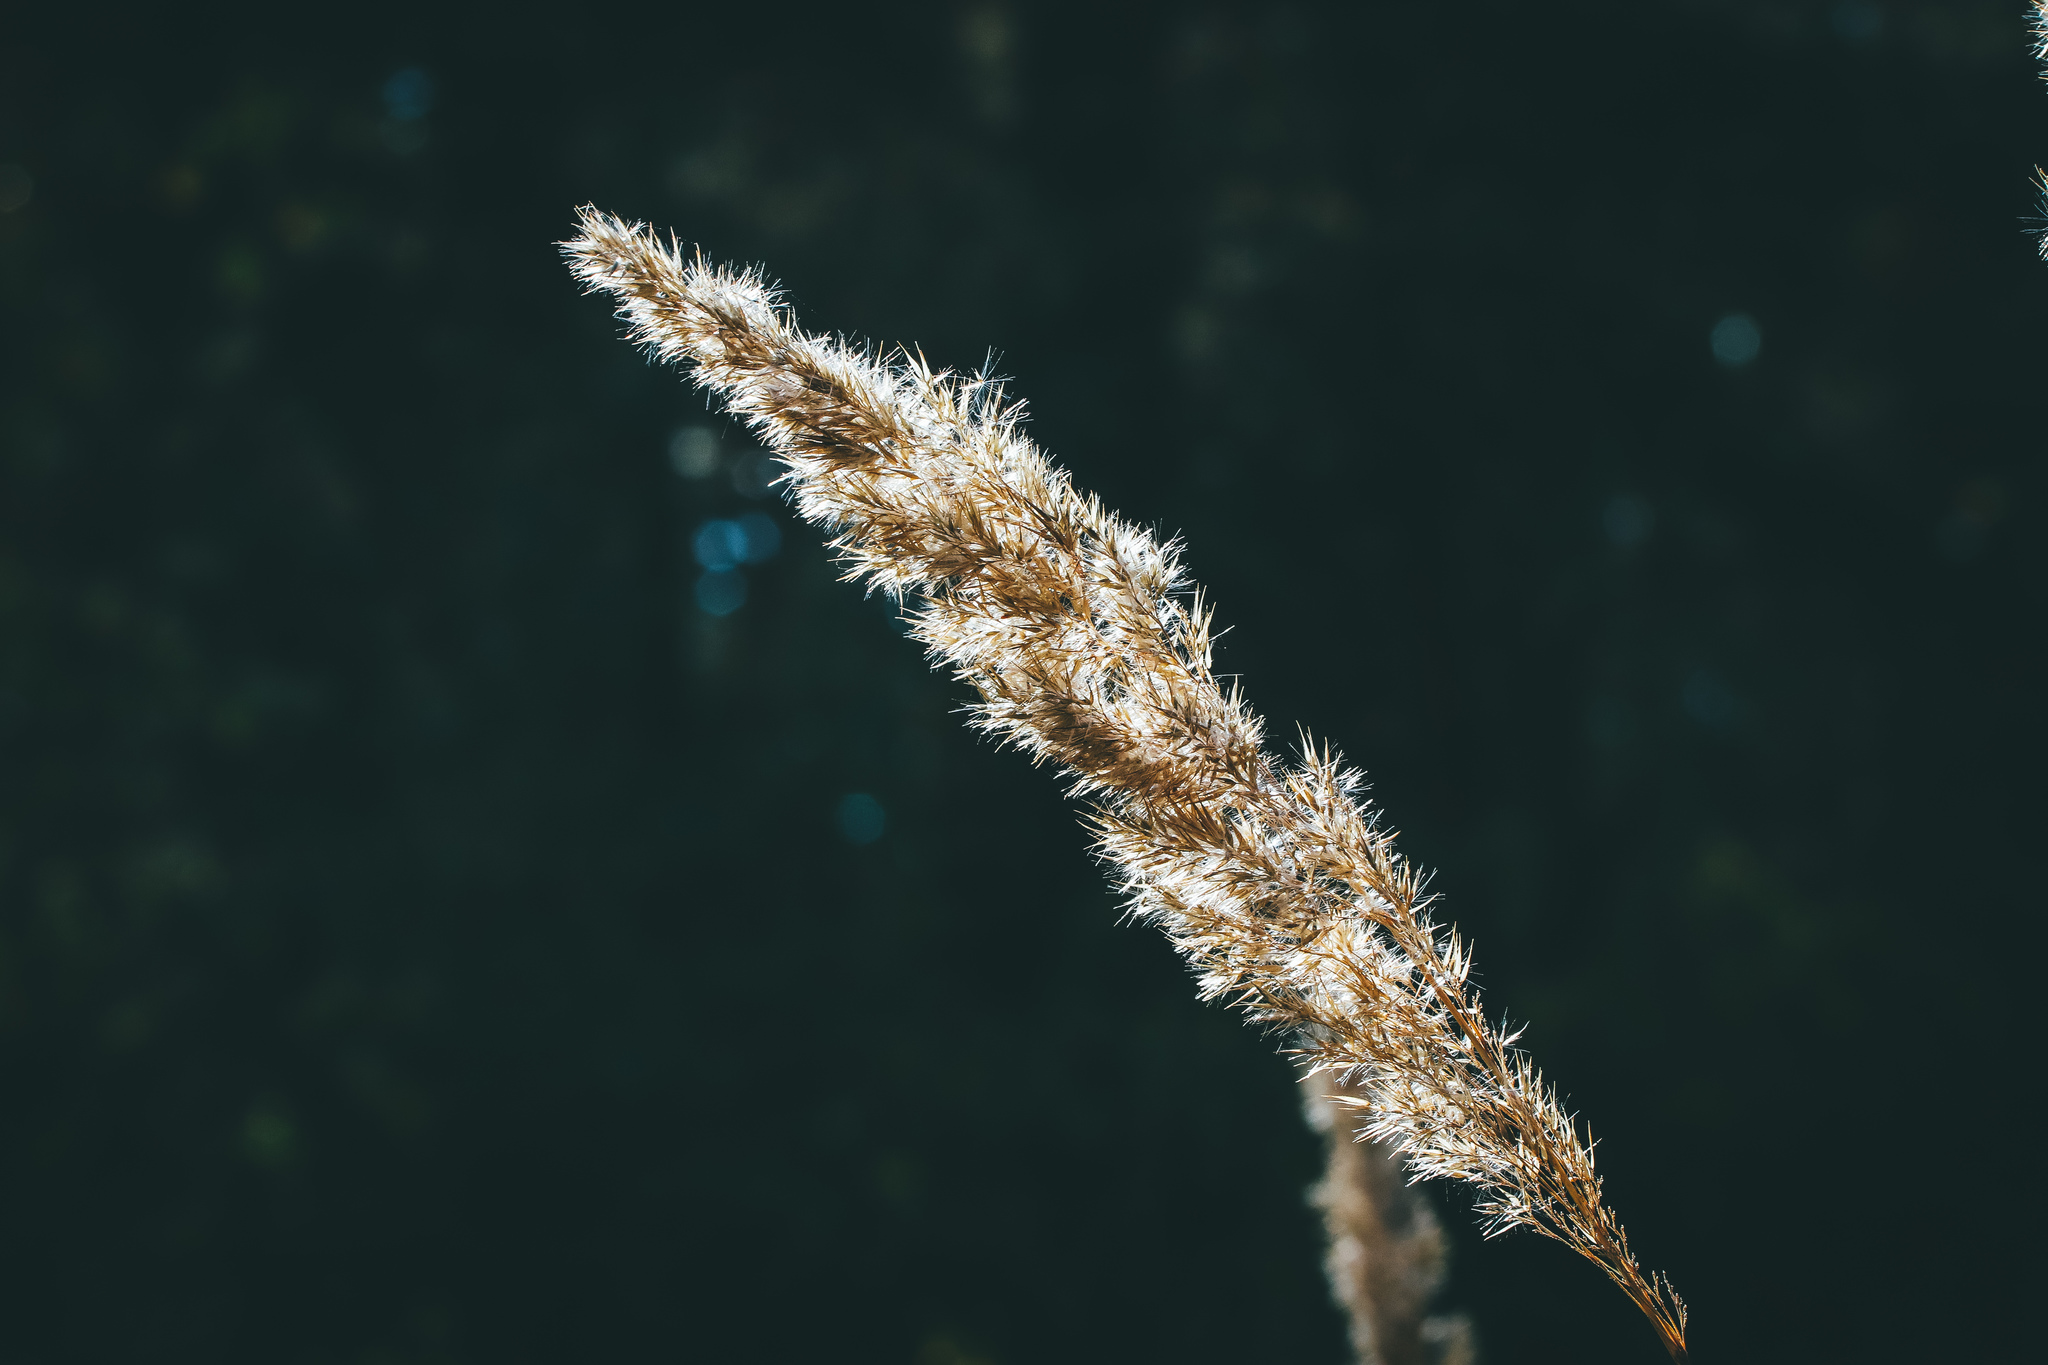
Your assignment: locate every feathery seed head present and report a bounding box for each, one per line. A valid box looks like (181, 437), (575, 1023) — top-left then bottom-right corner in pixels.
(563, 206), (1689, 1362)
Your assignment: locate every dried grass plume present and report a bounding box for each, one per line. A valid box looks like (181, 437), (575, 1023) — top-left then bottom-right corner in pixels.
(562, 207), (1690, 1362)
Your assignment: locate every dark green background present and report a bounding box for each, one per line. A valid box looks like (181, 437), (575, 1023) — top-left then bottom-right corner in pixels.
(1, 3), (2041, 1361)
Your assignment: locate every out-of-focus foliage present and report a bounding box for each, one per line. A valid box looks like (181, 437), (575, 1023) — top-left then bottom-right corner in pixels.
(0, 4), (2040, 1362)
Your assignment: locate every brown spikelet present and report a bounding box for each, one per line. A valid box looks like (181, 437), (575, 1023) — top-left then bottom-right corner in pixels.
(562, 206), (1690, 1362)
